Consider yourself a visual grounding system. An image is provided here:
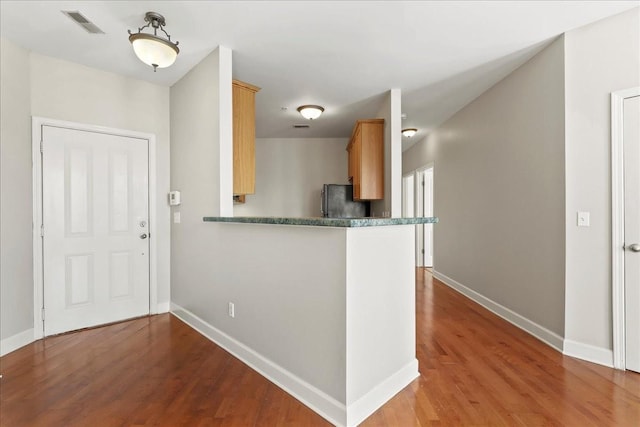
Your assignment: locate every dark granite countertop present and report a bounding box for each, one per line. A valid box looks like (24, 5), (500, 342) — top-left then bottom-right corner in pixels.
(202, 216), (439, 228)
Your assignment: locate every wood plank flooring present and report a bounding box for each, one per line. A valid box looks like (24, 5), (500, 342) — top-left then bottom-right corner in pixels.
(1, 269), (639, 426)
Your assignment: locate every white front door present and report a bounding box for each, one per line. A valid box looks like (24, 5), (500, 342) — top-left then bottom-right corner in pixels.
(624, 95), (640, 373)
(42, 125), (150, 336)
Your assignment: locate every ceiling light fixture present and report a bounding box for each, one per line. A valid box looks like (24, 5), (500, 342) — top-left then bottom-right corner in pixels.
(297, 105), (325, 120)
(402, 128), (418, 138)
(128, 11), (180, 72)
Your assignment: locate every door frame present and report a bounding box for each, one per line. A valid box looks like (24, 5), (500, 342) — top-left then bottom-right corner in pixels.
(422, 166), (434, 267)
(611, 87), (640, 370)
(415, 164), (434, 268)
(405, 163), (434, 267)
(32, 117), (158, 340)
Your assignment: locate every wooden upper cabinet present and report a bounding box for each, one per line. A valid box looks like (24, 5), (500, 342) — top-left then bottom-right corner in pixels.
(347, 125), (360, 184)
(233, 79), (261, 195)
(346, 119), (384, 200)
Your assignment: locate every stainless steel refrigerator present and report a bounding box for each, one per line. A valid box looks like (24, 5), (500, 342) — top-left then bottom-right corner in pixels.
(321, 184), (370, 218)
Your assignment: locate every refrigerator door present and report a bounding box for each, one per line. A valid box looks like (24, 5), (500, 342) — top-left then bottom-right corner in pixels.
(322, 185), (369, 218)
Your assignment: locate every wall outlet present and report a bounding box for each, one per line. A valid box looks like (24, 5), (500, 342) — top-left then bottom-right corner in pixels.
(228, 302), (235, 318)
(577, 211), (590, 227)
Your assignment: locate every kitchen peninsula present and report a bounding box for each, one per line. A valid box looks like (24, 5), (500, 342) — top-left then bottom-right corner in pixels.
(172, 216), (437, 427)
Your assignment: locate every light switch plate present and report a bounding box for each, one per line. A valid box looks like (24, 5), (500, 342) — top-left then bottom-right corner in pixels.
(173, 212), (181, 223)
(577, 211), (590, 227)
(228, 302), (235, 318)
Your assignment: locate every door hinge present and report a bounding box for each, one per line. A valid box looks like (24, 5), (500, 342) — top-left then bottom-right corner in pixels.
(40, 140), (43, 154)
(40, 224), (44, 237)
(421, 249), (425, 254)
(41, 307), (45, 321)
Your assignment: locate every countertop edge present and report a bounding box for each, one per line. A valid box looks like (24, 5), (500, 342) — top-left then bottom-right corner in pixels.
(202, 216), (439, 228)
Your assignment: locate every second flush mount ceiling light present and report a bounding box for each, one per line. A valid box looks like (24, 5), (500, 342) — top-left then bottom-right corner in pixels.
(402, 128), (418, 138)
(128, 11), (180, 72)
(297, 105), (325, 120)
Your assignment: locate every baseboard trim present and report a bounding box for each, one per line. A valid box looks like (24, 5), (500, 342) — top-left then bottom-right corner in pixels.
(347, 359), (419, 427)
(432, 270), (564, 352)
(563, 339), (614, 367)
(170, 303), (347, 426)
(0, 328), (35, 357)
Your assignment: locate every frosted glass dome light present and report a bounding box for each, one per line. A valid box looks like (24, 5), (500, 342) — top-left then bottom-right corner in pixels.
(297, 105), (325, 120)
(130, 34), (178, 69)
(128, 12), (180, 72)
(402, 128), (418, 138)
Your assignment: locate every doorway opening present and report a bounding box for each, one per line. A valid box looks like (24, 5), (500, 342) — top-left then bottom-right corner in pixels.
(402, 165), (434, 268)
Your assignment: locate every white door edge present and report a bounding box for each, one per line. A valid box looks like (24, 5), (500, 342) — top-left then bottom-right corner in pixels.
(611, 87), (640, 370)
(32, 116), (159, 339)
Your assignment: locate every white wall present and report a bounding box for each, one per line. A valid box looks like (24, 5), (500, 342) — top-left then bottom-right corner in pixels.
(345, 225), (416, 408)
(29, 53), (172, 308)
(0, 38), (33, 342)
(403, 135), (430, 174)
(402, 36), (566, 338)
(173, 224), (348, 405)
(233, 138), (348, 217)
(372, 89), (402, 217)
(169, 46), (234, 322)
(564, 8), (640, 354)
(0, 41), (172, 346)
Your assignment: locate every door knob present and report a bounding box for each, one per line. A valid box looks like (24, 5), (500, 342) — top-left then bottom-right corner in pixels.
(628, 243), (640, 252)
(140, 233), (148, 239)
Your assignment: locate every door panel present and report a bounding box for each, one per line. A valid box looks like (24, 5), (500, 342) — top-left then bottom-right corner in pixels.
(67, 147), (92, 235)
(624, 95), (640, 373)
(43, 125), (150, 336)
(109, 151), (131, 233)
(66, 253), (94, 306)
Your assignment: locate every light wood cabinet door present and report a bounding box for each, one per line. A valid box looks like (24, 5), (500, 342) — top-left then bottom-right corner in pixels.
(233, 80), (260, 195)
(347, 142), (354, 183)
(347, 124), (360, 186)
(352, 130), (362, 199)
(347, 119), (384, 200)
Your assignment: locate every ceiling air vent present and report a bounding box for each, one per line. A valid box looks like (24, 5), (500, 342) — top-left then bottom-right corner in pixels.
(62, 10), (105, 34)
(293, 124), (310, 129)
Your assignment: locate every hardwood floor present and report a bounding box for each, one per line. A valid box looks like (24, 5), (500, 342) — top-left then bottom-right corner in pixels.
(1, 269), (639, 426)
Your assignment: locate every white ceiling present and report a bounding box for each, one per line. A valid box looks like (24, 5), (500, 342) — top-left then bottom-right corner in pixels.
(1, 1), (637, 150)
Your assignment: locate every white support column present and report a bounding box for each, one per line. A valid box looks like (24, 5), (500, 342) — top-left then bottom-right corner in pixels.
(389, 88), (402, 217)
(217, 46), (234, 216)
